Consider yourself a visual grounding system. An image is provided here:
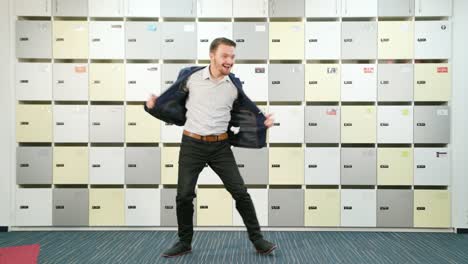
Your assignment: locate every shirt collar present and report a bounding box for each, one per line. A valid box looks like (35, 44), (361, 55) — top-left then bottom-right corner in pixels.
(203, 66), (230, 83)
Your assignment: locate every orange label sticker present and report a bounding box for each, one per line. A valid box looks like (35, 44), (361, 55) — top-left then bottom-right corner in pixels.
(363, 67), (374, 74)
(437, 67), (448, 73)
(75, 66), (87, 73)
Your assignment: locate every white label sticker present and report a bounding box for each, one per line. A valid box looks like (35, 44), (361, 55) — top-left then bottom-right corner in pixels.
(437, 109), (448, 116)
(255, 25), (266, 32)
(400, 23), (409, 32)
(291, 25), (301, 32)
(184, 24), (195, 32)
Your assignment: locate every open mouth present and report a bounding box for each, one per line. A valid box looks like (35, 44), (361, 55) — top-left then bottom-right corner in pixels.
(222, 64), (231, 71)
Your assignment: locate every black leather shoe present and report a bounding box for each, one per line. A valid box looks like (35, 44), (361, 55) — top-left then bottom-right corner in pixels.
(253, 239), (277, 255)
(161, 241), (192, 258)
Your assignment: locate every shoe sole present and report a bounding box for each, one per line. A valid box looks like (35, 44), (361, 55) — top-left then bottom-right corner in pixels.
(161, 249), (192, 258)
(257, 245), (277, 255)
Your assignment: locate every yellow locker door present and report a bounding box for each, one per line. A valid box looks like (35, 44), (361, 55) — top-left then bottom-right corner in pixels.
(414, 63), (451, 102)
(16, 104), (52, 143)
(197, 188), (233, 226)
(305, 189), (340, 227)
(161, 146), (180, 185)
(53, 147), (89, 184)
(305, 64), (340, 102)
(89, 189), (125, 226)
(378, 21), (413, 59)
(269, 22), (304, 60)
(414, 190), (450, 228)
(125, 105), (160, 143)
(89, 63), (125, 101)
(269, 147), (304, 185)
(377, 148), (413, 186)
(341, 106), (376, 143)
(53, 21), (89, 59)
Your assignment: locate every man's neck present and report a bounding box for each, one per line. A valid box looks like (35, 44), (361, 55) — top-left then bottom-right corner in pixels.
(208, 65), (225, 81)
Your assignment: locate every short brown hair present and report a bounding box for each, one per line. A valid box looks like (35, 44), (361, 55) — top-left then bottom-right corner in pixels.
(209, 37), (236, 53)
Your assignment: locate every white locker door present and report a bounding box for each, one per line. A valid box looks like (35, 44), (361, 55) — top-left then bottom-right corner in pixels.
(305, 147), (340, 185)
(233, 189), (268, 226)
(89, 0), (124, 17)
(53, 105), (89, 143)
(15, 0), (52, 16)
(415, 0), (452, 16)
(126, 189), (161, 226)
(125, 0), (160, 17)
(377, 106), (413, 143)
(53, 63), (89, 101)
(415, 21), (451, 59)
(197, 23), (233, 60)
(342, 0), (377, 17)
(89, 21), (125, 59)
(15, 188), (52, 226)
(198, 165), (222, 185)
(89, 147), (125, 184)
(305, 22), (341, 60)
(233, 0), (268, 17)
(268, 106), (305, 143)
(414, 148), (450, 186)
(232, 64), (268, 102)
(198, 0), (232, 17)
(161, 123), (184, 143)
(341, 189), (376, 227)
(126, 64), (161, 101)
(306, 0), (341, 17)
(15, 63), (52, 101)
(341, 64), (376, 102)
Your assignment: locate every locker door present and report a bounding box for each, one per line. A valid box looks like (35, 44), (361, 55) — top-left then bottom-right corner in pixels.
(89, 105), (124, 143)
(305, 189), (340, 227)
(161, 64), (194, 92)
(15, 62), (52, 101)
(53, 63), (89, 101)
(233, 22), (269, 60)
(378, 64), (413, 102)
(15, 0), (51, 16)
(269, 0), (304, 17)
(341, 22), (377, 60)
(15, 188), (52, 226)
(197, 188), (233, 226)
(305, 22), (341, 60)
(126, 147), (161, 185)
(125, 22), (161, 60)
(16, 21), (52, 59)
(89, 63), (125, 101)
(377, 190), (413, 228)
(305, 106), (340, 143)
(377, 148), (413, 186)
(53, 147), (89, 184)
(126, 64), (160, 101)
(232, 64), (268, 102)
(54, 0), (88, 17)
(306, 0), (341, 17)
(414, 148), (449, 186)
(268, 106), (304, 143)
(232, 147), (268, 185)
(126, 105), (160, 143)
(414, 190), (450, 228)
(233, 0), (268, 17)
(414, 106), (450, 144)
(198, 0), (232, 18)
(415, 21), (451, 59)
(378, 21), (414, 59)
(305, 147), (340, 185)
(341, 64), (376, 102)
(161, 123), (184, 143)
(16, 147), (52, 185)
(161, 147), (180, 185)
(415, 0), (452, 17)
(53, 189), (89, 226)
(341, 189), (376, 227)
(16, 104), (53, 143)
(89, 0), (124, 17)
(53, 21), (88, 59)
(341, 148), (376, 185)
(269, 22), (304, 60)
(269, 147), (304, 185)
(89, 189), (125, 226)
(161, 188), (197, 226)
(378, 0), (414, 16)
(53, 105), (89, 143)
(341, 0), (377, 17)
(305, 64), (340, 102)
(377, 106), (413, 143)
(233, 189), (268, 226)
(89, 22), (125, 59)
(160, 0), (196, 17)
(269, 64), (304, 102)
(197, 22), (233, 60)
(126, 189), (161, 226)
(89, 147), (125, 184)
(269, 189), (304, 226)
(198, 165), (222, 185)
(161, 22), (197, 60)
(341, 106), (376, 143)
(414, 63), (451, 102)
(125, 0), (160, 17)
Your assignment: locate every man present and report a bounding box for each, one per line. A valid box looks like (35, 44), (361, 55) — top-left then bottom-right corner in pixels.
(145, 38), (277, 258)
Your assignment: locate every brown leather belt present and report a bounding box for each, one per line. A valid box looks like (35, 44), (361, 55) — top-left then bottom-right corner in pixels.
(183, 130), (228, 142)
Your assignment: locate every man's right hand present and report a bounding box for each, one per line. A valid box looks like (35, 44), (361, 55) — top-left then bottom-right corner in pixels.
(146, 94), (158, 109)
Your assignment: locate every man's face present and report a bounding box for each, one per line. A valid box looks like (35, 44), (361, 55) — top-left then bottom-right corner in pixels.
(209, 44), (235, 76)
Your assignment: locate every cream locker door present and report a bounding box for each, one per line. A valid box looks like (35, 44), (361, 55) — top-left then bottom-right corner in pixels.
(53, 147), (89, 184)
(198, 165), (222, 185)
(268, 106), (304, 143)
(125, 0), (160, 17)
(15, 0), (52, 16)
(125, 189), (161, 226)
(415, 0), (452, 17)
(53, 63), (89, 101)
(305, 22), (340, 60)
(233, 0), (268, 17)
(89, 0), (124, 17)
(378, 21), (414, 60)
(126, 105), (160, 143)
(16, 104), (52, 143)
(341, 64), (376, 102)
(89, 63), (125, 101)
(125, 63), (161, 102)
(269, 22), (304, 60)
(15, 62), (52, 101)
(269, 147), (304, 185)
(161, 123), (184, 143)
(53, 105), (89, 143)
(341, 106), (376, 144)
(415, 21), (451, 59)
(377, 148), (413, 186)
(233, 189), (268, 226)
(306, 0), (341, 17)
(414, 190), (450, 228)
(305, 148), (340, 185)
(15, 188), (52, 226)
(53, 21), (88, 59)
(89, 189), (125, 226)
(414, 63), (451, 102)
(161, 146), (180, 184)
(341, 189), (376, 227)
(89, 147), (125, 185)
(89, 21), (125, 59)
(342, 0), (377, 17)
(197, 22), (233, 60)
(305, 189), (340, 227)
(198, 0), (232, 18)
(377, 106), (413, 143)
(414, 148), (449, 186)
(232, 64), (268, 102)
(305, 64), (340, 102)
(197, 188), (233, 226)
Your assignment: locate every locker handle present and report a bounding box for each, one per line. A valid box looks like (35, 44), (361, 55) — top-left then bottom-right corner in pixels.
(417, 38), (427, 42)
(165, 205), (174, 209)
(417, 207), (426, 211)
(309, 81), (317, 85)
(235, 39), (245, 43)
(380, 123), (389, 127)
(57, 80), (65, 84)
(272, 81), (280, 85)
(200, 39), (209, 43)
(380, 38), (389, 43)
(20, 122), (29, 125)
(272, 39), (281, 43)
(56, 38), (65, 42)
(308, 164), (318, 168)
(19, 163), (29, 168)
(165, 39), (174, 43)
(128, 206), (137, 209)
(343, 123), (352, 127)
(56, 122), (65, 126)
(380, 165), (389, 169)
(19, 37), (29, 41)
(271, 164), (280, 168)
(271, 206), (280, 210)
(255, 68), (265, 73)
(92, 122), (101, 126)
(20, 80), (29, 83)
(309, 39), (318, 43)
(241, 81), (245, 84)
(128, 81), (137, 84)
(200, 205), (208, 209)
(344, 206), (352, 210)
(165, 81), (174, 84)
(92, 206), (101, 209)
(344, 39), (353, 43)
(56, 164), (65, 167)
(93, 80), (101, 84)
(20, 205), (29, 209)
(128, 164), (137, 168)
(128, 38), (137, 42)
(165, 164), (174, 168)
(56, 205), (65, 209)
(416, 123), (426, 127)
(380, 206), (389, 211)
(128, 122), (137, 126)
(237, 164), (245, 168)
(273, 123), (280, 126)
(111, 24), (122, 29)
(344, 165), (352, 168)
(308, 206), (318, 210)
(416, 81), (426, 84)
(344, 81), (352, 84)
(380, 80), (389, 85)
(416, 165), (426, 169)
(92, 38), (101, 42)
(92, 164), (101, 168)
(308, 123), (317, 127)
(147, 67), (158, 71)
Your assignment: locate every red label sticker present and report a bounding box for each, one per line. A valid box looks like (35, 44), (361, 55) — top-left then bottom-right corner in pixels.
(326, 109), (337, 115)
(363, 67), (374, 74)
(75, 66), (87, 73)
(437, 67), (448, 73)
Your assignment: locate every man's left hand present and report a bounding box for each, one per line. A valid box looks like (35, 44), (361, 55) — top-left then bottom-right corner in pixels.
(264, 113), (274, 128)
